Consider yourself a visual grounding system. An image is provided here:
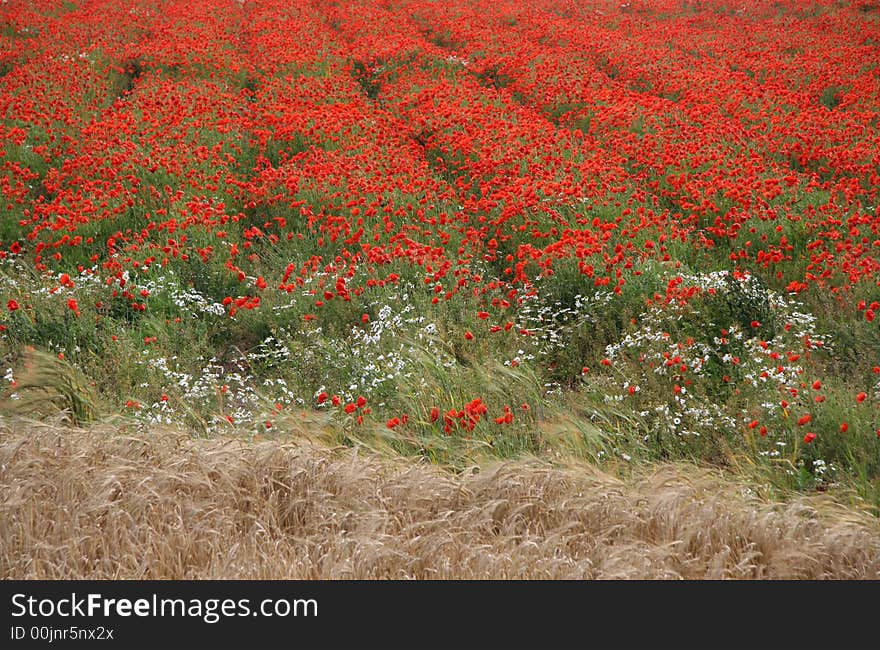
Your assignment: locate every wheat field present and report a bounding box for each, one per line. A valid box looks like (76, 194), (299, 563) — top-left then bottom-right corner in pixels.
(1, 419), (878, 579)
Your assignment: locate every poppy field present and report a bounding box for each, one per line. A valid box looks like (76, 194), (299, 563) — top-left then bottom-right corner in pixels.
(1, 0), (879, 504)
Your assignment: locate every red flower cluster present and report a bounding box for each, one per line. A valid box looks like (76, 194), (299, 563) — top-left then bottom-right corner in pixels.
(0, 0), (877, 451)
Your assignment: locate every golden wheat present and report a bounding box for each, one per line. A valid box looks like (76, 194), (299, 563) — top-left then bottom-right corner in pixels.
(1, 419), (878, 579)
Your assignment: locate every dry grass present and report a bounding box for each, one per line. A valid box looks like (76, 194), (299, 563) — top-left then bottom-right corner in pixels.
(1, 419), (878, 579)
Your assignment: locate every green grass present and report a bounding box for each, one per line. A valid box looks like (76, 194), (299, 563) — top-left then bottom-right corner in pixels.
(2, 246), (877, 510)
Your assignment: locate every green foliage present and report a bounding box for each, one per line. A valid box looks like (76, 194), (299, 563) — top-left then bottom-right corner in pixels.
(818, 84), (846, 110)
(1, 348), (99, 425)
(351, 59), (383, 100)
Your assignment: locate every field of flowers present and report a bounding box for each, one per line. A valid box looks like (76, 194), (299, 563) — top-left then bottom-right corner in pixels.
(1, 0), (878, 503)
